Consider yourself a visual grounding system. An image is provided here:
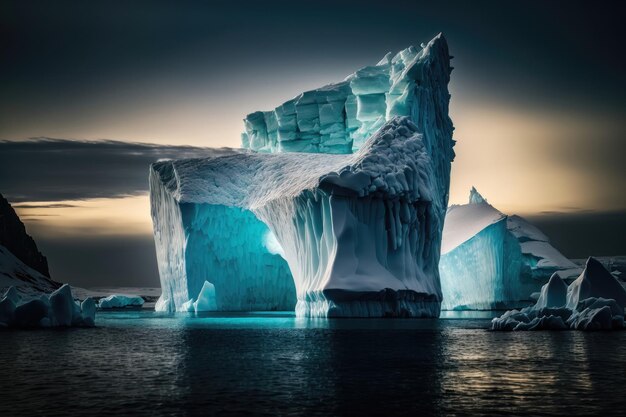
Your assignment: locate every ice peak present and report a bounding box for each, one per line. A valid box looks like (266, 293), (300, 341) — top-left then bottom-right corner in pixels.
(567, 256), (626, 310)
(535, 272), (568, 309)
(469, 187), (487, 204)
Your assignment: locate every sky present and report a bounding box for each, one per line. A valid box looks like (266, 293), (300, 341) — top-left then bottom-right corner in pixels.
(1, 0), (625, 287)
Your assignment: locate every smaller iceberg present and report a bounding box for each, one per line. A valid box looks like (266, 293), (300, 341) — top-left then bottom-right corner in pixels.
(98, 294), (145, 309)
(491, 257), (626, 331)
(440, 188), (581, 310)
(0, 284), (96, 328)
(193, 281), (217, 312)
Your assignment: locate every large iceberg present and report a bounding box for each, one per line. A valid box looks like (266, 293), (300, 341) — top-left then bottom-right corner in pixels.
(150, 34), (455, 317)
(491, 257), (626, 331)
(439, 188), (581, 310)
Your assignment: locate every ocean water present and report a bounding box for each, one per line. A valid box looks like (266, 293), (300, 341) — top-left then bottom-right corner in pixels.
(1, 311), (625, 416)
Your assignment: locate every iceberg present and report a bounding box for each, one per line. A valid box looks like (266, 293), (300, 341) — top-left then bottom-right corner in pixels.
(150, 34), (455, 317)
(97, 294), (145, 309)
(491, 257), (626, 331)
(0, 284), (96, 328)
(193, 281), (217, 312)
(566, 256), (626, 310)
(439, 188), (581, 310)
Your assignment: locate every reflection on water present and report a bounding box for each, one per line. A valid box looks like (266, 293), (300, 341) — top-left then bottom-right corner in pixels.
(1, 311), (625, 416)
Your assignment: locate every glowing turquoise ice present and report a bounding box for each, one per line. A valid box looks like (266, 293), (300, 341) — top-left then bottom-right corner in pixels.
(152, 197), (295, 312)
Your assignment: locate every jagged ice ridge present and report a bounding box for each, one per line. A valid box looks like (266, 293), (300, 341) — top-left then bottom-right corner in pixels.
(491, 257), (626, 331)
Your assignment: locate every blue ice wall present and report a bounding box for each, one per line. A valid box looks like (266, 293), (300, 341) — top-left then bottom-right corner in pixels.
(440, 219), (508, 310)
(181, 204), (295, 311)
(150, 168), (295, 312)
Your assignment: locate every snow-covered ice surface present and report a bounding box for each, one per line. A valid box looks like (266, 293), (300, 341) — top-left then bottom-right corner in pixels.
(439, 188), (581, 310)
(491, 257), (626, 331)
(0, 244), (61, 297)
(150, 34), (455, 317)
(0, 284), (95, 328)
(97, 294), (145, 309)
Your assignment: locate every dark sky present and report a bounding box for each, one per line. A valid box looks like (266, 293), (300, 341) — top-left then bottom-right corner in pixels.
(2, 0), (625, 140)
(1, 0), (624, 287)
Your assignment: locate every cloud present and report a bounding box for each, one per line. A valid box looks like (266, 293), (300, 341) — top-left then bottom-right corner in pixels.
(19, 214), (61, 217)
(12, 203), (79, 209)
(0, 138), (225, 202)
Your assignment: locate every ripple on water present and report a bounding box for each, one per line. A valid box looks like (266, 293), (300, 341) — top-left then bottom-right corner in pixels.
(1, 311), (625, 416)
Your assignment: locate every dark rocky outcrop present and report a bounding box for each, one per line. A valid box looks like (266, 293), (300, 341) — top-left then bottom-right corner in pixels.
(0, 193), (50, 277)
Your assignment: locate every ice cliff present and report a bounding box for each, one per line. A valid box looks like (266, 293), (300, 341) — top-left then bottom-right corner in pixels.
(491, 257), (626, 331)
(242, 35), (453, 156)
(439, 188), (581, 310)
(150, 34), (454, 317)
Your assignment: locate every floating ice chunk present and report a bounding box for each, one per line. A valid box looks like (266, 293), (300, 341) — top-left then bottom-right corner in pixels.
(566, 257), (626, 310)
(50, 284), (75, 326)
(567, 303), (617, 331)
(81, 298), (96, 326)
(490, 309), (530, 331)
(492, 257), (626, 331)
(535, 273), (568, 309)
(98, 294), (145, 309)
(513, 315), (568, 331)
(193, 281), (217, 312)
(13, 298), (48, 327)
(0, 284), (96, 328)
(180, 299), (195, 312)
(154, 296), (173, 312)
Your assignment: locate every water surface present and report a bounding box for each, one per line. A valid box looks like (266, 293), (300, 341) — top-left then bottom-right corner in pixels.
(1, 311), (625, 416)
